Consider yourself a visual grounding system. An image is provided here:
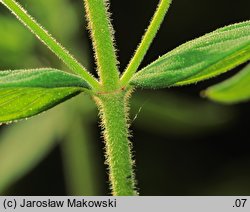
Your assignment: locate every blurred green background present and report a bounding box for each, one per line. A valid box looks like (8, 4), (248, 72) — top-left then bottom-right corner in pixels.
(0, 0), (249, 195)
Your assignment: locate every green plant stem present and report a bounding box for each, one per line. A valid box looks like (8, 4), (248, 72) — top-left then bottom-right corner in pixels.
(94, 91), (137, 196)
(1, 0), (99, 89)
(120, 0), (172, 86)
(84, 0), (119, 90)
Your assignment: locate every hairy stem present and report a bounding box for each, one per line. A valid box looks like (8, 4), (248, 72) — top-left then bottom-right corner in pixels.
(94, 91), (137, 196)
(1, 0), (99, 89)
(120, 0), (172, 86)
(84, 0), (119, 90)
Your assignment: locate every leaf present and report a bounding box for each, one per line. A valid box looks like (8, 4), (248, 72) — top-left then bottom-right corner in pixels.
(130, 21), (250, 89)
(204, 64), (250, 104)
(0, 68), (89, 88)
(0, 68), (89, 123)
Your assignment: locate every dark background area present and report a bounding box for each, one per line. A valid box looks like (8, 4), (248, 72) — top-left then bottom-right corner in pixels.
(1, 0), (250, 195)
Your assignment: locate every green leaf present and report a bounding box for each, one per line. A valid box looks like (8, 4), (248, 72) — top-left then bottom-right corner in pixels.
(0, 68), (90, 88)
(204, 64), (250, 104)
(130, 21), (250, 89)
(0, 68), (88, 123)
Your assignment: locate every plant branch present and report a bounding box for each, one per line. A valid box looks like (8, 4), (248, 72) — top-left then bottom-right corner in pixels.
(120, 0), (172, 86)
(84, 0), (119, 91)
(1, 0), (99, 89)
(94, 91), (137, 195)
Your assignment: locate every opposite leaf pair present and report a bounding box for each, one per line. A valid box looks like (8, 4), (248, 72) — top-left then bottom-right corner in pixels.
(1, 0), (250, 196)
(0, 0), (249, 125)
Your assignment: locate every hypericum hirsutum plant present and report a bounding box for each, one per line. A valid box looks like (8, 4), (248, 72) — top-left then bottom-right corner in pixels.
(0, 0), (249, 195)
